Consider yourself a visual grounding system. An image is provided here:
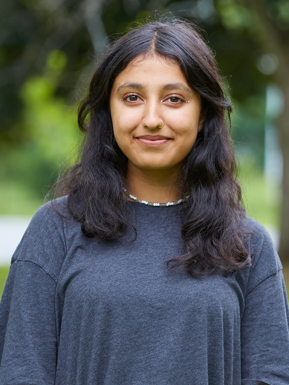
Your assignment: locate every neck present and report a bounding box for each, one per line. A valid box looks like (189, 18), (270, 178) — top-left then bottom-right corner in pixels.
(126, 163), (182, 203)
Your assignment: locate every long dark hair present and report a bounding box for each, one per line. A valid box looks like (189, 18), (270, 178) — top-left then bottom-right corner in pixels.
(52, 17), (250, 277)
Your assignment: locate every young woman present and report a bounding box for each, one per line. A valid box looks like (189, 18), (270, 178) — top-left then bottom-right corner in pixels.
(0, 18), (288, 385)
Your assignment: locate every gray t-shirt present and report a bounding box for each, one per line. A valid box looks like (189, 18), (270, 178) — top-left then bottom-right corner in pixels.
(0, 197), (288, 385)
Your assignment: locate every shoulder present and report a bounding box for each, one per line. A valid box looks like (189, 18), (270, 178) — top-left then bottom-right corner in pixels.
(19, 196), (70, 246)
(11, 196), (70, 281)
(238, 216), (282, 294)
(241, 216), (276, 249)
(29, 196), (68, 226)
(241, 216), (279, 262)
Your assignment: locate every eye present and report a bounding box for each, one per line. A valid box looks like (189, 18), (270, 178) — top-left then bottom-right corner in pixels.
(122, 94), (142, 102)
(165, 96), (186, 104)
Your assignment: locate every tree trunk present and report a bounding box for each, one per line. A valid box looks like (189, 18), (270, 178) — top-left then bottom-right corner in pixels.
(278, 77), (289, 264)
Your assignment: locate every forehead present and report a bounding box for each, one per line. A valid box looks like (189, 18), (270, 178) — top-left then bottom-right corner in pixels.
(112, 54), (189, 89)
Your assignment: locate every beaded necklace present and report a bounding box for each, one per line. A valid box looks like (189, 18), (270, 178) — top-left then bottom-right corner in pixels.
(123, 188), (190, 207)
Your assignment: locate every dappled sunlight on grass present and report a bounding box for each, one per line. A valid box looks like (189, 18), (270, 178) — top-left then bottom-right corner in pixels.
(238, 161), (281, 229)
(0, 181), (44, 215)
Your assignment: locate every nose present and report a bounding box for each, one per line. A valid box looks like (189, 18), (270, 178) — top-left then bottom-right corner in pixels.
(142, 99), (163, 130)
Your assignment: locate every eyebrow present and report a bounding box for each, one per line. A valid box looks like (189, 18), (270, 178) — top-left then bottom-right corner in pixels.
(163, 83), (193, 95)
(116, 82), (193, 95)
(117, 82), (144, 93)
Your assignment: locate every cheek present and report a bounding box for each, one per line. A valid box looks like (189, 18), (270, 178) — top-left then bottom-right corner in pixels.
(165, 106), (200, 130)
(167, 109), (200, 155)
(166, 117), (200, 148)
(112, 104), (140, 129)
(111, 109), (137, 153)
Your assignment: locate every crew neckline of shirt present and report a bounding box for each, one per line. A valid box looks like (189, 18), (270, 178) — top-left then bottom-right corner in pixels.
(126, 199), (185, 208)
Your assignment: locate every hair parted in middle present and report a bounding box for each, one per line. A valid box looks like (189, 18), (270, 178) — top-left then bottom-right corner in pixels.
(53, 17), (251, 277)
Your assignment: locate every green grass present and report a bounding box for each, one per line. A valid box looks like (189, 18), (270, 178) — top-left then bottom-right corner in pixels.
(239, 162), (281, 229)
(0, 181), (44, 215)
(0, 266), (10, 298)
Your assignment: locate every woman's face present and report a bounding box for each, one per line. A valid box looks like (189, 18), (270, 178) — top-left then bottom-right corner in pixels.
(109, 55), (203, 174)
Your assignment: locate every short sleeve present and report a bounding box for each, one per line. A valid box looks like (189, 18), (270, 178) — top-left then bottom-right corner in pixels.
(241, 264), (289, 383)
(9, 200), (67, 280)
(0, 199), (67, 384)
(0, 261), (57, 384)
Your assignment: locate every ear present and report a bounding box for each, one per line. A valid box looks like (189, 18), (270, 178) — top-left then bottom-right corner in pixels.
(198, 119), (203, 132)
(198, 107), (208, 132)
(197, 116), (205, 132)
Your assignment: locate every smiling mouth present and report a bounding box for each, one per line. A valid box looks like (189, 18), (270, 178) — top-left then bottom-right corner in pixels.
(136, 136), (171, 147)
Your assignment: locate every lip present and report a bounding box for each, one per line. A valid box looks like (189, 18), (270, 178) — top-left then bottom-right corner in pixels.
(136, 135), (171, 147)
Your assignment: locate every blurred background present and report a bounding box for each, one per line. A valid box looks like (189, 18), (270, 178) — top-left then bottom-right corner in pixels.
(0, 0), (289, 295)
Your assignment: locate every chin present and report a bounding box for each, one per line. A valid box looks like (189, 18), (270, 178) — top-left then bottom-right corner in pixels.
(137, 161), (179, 172)
(137, 163), (164, 170)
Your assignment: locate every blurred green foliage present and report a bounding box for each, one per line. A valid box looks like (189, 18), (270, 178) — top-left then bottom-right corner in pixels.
(0, 0), (287, 226)
(0, 0), (271, 202)
(0, 72), (80, 201)
(0, 0), (288, 305)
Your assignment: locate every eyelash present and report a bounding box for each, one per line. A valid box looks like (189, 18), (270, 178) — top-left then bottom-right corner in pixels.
(121, 94), (187, 104)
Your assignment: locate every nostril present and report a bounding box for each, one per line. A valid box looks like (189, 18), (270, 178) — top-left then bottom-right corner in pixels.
(142, 121), (164, 131)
